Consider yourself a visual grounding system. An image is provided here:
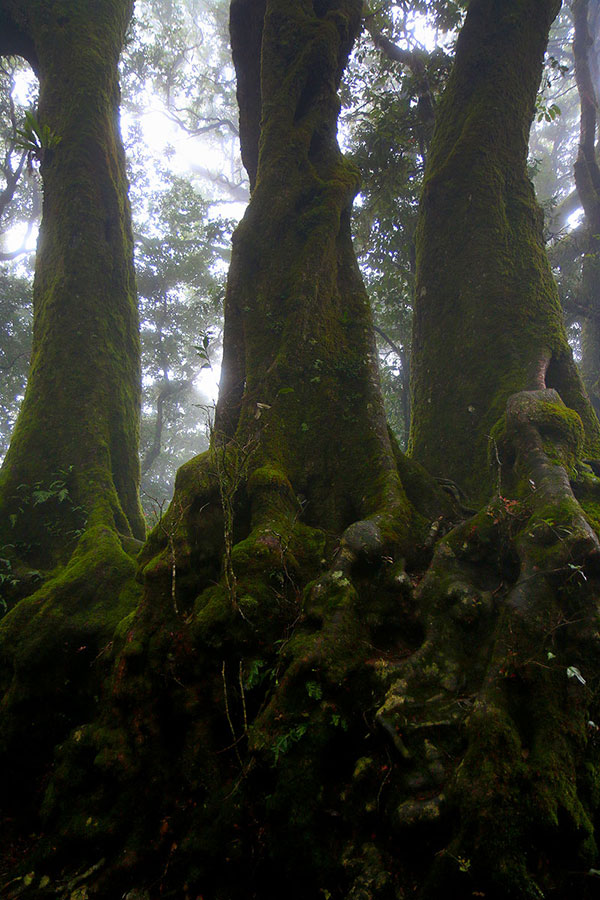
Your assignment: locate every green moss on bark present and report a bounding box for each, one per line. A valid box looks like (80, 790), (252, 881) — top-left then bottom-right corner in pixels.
(9, 4), (600, 900)
(0, 5), (457, 895)
(411, 0), (600, 503)
(0, 524), (140, 813)
(0, 0), (144, 569)
(0, 0), (144, 834)
(214, 0), (414, 548)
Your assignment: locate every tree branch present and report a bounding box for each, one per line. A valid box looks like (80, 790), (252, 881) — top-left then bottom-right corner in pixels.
(0, 178), (40, 259)
(141, 379), (191, 475)
(363, 19), (435, 131)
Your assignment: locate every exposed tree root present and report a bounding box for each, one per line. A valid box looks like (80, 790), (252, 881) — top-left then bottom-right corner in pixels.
(370, 388), (600, 899)
(3, 390), (600, 900)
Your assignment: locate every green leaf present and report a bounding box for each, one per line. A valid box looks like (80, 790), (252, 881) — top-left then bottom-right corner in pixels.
(244, 658), (267, 690)
(32, 489), (53, 505)
(331, 712), (348, 730)
(566, 665), (586, 684)
(306, 680), (323, 700)
(272, 723), (308, 763)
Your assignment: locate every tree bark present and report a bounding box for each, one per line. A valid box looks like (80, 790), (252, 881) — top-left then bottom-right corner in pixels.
(214, 0), (408, 538)
(410, 0), (600, 502)
(5, 4), (600, 900)
(214, 0), (266, 436)
(0, 0), (144, 569)
(7, 2), (455, 895)
(0, 0), (143, 828)
(573, 0), (600, 417)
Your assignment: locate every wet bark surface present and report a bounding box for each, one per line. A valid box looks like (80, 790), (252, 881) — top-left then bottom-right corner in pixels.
(410, 0), (600, 503)
(0, 0), (144, 567)
(573, 0), (600, 417)
(2, 2), (600, 899)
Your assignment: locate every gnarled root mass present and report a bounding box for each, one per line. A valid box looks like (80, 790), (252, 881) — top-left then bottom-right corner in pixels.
(2, 389), (600, 900)
(375, 388), (600, 899)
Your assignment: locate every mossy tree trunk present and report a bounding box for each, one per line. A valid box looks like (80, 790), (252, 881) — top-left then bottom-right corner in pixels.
(216, 0), (410, 541)
(573, 0), (600, 417)
(0, 0), (144, 827)
(9, 1), (453, 894)
(0, 0), (144, 574)
(5, 2), (600, 899)
(410, 0), (600, 503)
(391, 2), (600, 896)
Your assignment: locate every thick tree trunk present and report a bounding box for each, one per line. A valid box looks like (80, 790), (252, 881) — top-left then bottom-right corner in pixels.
(410, 0), (600, 502)
(214, 0), (412, 540)
(3, 2), (454, 895)
(214, 0), (266, 433)
(573, 0), (600, 417)
(0, 0), (143, 824)
(386, 3), (600, 897)
(4, 3), (600, 900)
(0, 0), (144, 571)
